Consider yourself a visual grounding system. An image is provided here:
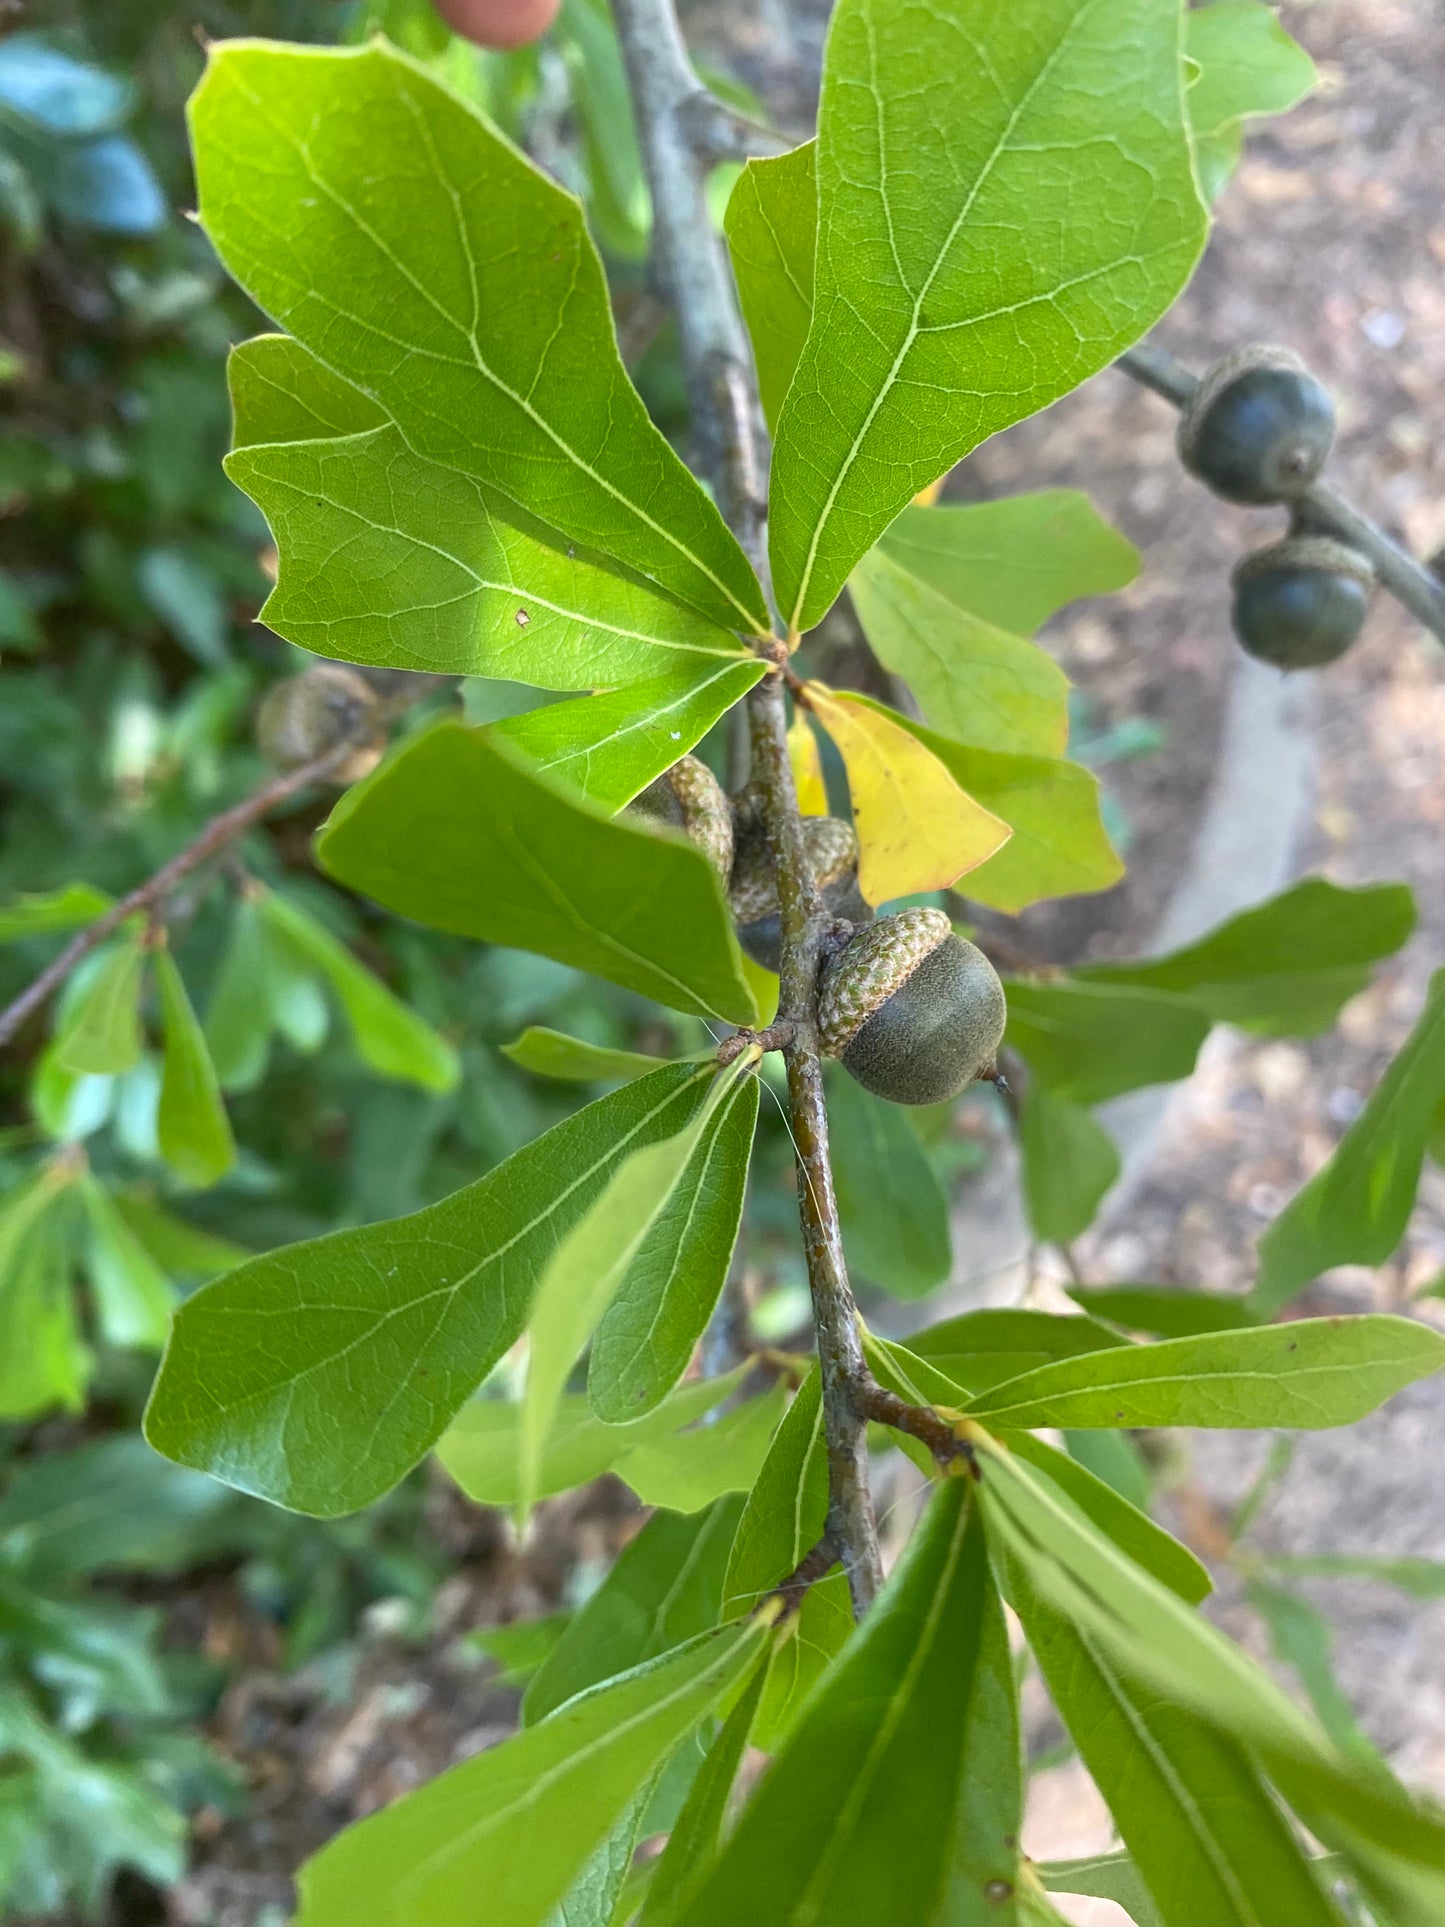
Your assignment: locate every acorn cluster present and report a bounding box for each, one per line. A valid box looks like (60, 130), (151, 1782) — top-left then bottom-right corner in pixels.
(1178, 345), (1374, 671)
(630, 755), (1006, 1108)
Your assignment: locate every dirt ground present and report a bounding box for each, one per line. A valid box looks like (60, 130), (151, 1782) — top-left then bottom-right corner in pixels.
(157, 4), (1445, 1923)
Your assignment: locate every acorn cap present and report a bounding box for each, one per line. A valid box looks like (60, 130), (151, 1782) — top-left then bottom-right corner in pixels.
(631, 754), (733, 878)
(730, 818), (865, 971)
(820, 909), (1007, 1107)
(256, 664), (384, 780)
(1177, 344), (1335, 505)
(1231, 535), (1375, 593)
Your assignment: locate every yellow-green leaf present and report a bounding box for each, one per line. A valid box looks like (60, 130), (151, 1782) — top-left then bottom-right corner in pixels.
(804, 684), (1009, 902)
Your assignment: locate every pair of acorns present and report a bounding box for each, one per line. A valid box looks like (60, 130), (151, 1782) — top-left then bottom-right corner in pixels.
(1177, 345), (1373, 671)
(632, 759), (1006, 1107)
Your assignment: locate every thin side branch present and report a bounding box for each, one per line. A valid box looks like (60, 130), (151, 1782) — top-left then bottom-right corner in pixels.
(1117, 341), (1445, 643)
(0, 743), (355, 1052)
(614, 0), (885, 1613)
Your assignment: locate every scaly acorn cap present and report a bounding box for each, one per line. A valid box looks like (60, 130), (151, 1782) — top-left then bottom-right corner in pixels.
(820, 908), (1007, 1107)
(255, 663), (385, 782)
(630, 754), (734, 879)
(730, 818), (869, 972)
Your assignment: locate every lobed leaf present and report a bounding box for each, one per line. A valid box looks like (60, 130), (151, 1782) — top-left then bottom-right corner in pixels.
(194, 42), (768, 636)
(228, 336), (752, 687)
(876, 492), (1139, 638)
(850, 547), (1070, 757)
(803, 684), (1009, 901)
(1186, 0), (1318, 201)
(769, 0), (1206, 632)
(317, 722), (760, 1025)
(853, 698), (1121, 911)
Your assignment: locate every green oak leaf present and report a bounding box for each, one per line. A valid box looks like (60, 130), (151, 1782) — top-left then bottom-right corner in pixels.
(256, 890), (458, 1094)
(144, 1063), (716, 1515)
(850, 548), (1069, 757)
(295, 1618), (771, 1927)
(228, 334), (754, 685)
(589, 1075), (759, 1420)
(1187, 1), (1318, 202)
(680, 1479), (991, 1927)
(638, 1643), (769, 1925)
(1014, 1561), (1342, 1927)
(316, 722), (760, 1026)
(1003, 977), (1211, 1105)
(501, 1027), (679, 1084)
(724, 142), (817, 433)
(0, 883), (111, 943)
(1079, 878), (1416, 1037)
(978, 1439), (1445, 1925)
(193, 41), (768, 635)
(519, 1062), (749, 1511)
(769, 0), (1206, 632)
(1066, 1284), (1261, 1339)
(54, 931), (146, 1077)
(964, 1316), (1445, 1432)
(846, 696), (1122, 910)
(436, 1365), (749, 1510)
(1019, 1086), (1121, 1245)
(827, 1068), (951, 1300)
(77, 1175), (175, 1351)
(1254, 970), (1445, 1314)
(906, 1307), (1127, 1396)
(153, 947), (236, 1189)
(876, 493), (1140, 638)
(494, 659), (765, 810)
(525, 1497), (744, 1724)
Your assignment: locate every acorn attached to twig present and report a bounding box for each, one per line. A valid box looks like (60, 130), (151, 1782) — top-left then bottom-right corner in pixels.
(255, 663), (387, 782)
(627, 754), (734, 879)
(1231, 535), (1374, 670)
(818, 907), (1006, 1106)
(1178, 345), (1335, 505)
(729, 816), (870, 972)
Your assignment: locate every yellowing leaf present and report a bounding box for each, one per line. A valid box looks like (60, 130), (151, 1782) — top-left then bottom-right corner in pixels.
(803, 684), (1009, 902)
(787, 710), (828, 817)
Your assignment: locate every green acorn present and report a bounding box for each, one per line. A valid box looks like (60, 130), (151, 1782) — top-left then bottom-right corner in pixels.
(819, 907), (1006, 1107)
(729, 816), (870, 973)
(1231, 536), (1373, 669)
(1177, 345), (1335, 505)
(256, 663), (385, 782)
(628, 754), (734, 879)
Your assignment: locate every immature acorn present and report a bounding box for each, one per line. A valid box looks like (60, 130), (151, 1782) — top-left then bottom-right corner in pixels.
(256, 664), (386, 782)
(729, 816), (870, 973)
(1177, 345), (1335, 505)
(1231, 536), (1374, 669)
(819, 907), (1006, 1107)
(627, 754), (734, 879)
